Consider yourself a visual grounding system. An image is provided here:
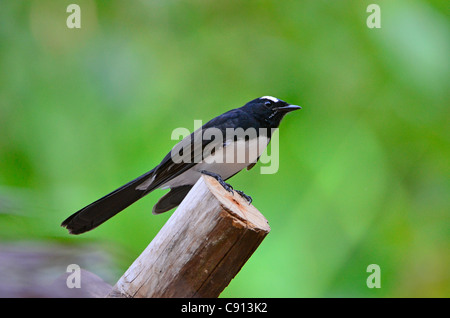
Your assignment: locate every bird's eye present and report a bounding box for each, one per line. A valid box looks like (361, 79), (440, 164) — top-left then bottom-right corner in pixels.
(264, 100), (272, 106)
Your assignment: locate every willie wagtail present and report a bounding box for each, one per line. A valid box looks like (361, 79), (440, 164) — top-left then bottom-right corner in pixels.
(61, 96), (301, 234)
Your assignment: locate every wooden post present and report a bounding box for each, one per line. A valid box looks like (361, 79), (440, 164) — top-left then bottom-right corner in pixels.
(107, 175), (270, 298)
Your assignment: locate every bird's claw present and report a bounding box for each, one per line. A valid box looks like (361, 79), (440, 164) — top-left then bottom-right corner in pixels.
(200, 170), (234, 194)
(200, 170), (253, 203)
(222, 182), (234, 194)
(236, 190), (252, 205)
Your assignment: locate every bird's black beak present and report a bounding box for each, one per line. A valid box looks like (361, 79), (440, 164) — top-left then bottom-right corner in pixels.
(276, 104), (302, 113)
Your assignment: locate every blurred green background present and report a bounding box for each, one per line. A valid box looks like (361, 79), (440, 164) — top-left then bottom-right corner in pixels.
(0, 0), (448, 297)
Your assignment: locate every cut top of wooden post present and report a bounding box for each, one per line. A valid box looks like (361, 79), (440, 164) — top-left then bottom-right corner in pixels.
(108, 175), (270, 298)
(203, 175), (271, 232)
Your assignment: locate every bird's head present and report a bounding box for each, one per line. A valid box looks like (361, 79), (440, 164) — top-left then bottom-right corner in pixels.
(243, 96), (301, 128)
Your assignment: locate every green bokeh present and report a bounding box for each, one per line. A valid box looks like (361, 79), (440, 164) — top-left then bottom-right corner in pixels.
(0, 0), (448, 297)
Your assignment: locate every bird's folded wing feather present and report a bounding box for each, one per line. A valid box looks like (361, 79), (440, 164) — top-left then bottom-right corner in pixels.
(138, 109), (247, 192)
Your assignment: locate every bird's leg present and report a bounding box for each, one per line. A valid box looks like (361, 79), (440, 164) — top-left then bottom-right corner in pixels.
(200, 171), (252, 204)
(235, 190), (252, 205)
(200, 170), (234, 194)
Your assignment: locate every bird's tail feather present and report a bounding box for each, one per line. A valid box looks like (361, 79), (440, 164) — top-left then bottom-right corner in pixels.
(61, 169), (155, 234)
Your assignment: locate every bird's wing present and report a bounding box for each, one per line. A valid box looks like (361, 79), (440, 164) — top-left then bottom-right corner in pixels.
(138, 108), (248, 192)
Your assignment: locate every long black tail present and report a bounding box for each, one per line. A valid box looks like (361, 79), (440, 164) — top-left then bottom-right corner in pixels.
(61, 169), (155, 234)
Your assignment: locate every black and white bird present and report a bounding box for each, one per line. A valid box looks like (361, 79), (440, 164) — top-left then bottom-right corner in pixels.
(61, 96), (301, 234)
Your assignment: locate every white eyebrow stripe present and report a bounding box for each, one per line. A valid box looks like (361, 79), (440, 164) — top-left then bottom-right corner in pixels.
(260, 96), (279, 103)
